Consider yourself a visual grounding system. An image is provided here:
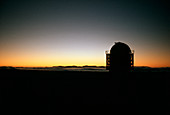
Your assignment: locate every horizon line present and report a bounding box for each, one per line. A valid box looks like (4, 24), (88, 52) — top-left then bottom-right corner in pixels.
(0, 65), (170, 68)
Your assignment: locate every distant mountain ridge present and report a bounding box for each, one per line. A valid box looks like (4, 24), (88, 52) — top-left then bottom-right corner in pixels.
(0, 66), (170, 72)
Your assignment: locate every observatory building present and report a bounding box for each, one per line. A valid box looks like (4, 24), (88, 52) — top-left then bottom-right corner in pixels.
(105, 42), (134, 72)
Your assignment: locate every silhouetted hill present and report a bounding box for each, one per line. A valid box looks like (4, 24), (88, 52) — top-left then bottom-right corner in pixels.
(0, 69), (169, 115)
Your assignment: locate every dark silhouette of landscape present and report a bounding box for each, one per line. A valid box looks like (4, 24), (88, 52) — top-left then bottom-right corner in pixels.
(0, 67), (170, 115)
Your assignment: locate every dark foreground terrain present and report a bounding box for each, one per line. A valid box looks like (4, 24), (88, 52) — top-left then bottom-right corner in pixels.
(0, 69), (170, 114)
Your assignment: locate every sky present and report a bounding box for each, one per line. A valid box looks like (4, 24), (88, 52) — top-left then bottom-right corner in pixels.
(0, 0), (170, 67)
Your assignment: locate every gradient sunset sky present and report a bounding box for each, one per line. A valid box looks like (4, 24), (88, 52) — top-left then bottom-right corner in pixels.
(0, 0), (169, 67)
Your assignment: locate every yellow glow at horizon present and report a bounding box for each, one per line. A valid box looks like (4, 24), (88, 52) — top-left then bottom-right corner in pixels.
(0, 52), (105, 67)
(0, 45), (170, 67)
(0, 53), (169, 67)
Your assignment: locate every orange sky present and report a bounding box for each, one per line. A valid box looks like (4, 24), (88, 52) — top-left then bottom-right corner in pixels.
(0, 45), (169, 67)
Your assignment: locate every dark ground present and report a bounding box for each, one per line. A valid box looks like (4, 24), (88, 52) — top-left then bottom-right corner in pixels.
(0, 70), (170, 114)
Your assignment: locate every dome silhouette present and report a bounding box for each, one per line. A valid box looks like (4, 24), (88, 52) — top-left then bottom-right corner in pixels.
(110, 42), (131, 54)
(106, 42), (134, 72)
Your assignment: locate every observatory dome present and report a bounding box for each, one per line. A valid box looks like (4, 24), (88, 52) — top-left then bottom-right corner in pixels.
(108, 42), (133, 72)
(110, 42), (131, 54)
